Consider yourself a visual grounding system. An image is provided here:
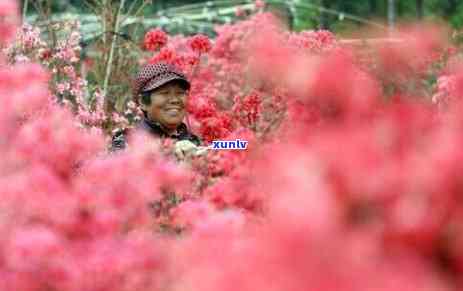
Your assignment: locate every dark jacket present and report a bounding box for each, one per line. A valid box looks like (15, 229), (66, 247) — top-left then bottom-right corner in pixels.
(111, 117), (201, 152)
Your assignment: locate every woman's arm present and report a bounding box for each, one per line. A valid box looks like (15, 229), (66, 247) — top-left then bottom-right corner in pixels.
(110, 129), (128, 152)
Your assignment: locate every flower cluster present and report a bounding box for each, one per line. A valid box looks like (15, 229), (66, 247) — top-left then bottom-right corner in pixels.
(4, 21), (141, 134)
(143, 28), (168, 51)
(5, 2), (463, 291)
(0, 0), (19, 46)
(432, 74), (457, 106)
(0, 10), (190, 288)
(188, 34), (212, 55)
(232, 91), (262, 128)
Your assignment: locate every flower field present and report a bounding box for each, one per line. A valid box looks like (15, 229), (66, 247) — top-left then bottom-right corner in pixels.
(3, 0), (463, 290)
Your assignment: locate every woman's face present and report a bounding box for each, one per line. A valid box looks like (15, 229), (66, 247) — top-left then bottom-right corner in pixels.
(144, 81), (188, 131)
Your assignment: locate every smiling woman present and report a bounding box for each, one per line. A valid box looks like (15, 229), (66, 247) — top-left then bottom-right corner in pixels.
(111, 62), (201, 152)
(142, 81), (188, 133)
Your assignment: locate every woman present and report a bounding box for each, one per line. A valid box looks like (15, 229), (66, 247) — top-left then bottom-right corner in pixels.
(111, 62), (202, 157)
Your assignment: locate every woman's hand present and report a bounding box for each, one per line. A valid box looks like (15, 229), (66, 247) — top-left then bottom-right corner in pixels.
(174, 140), (208, 160)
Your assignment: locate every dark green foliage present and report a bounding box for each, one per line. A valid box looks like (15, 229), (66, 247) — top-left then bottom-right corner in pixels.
(23, 0), (463, 34)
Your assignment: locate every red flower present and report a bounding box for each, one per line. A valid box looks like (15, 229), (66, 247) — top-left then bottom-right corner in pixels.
(199, 113), (233, 143)
(143, 28), (167, 51)
(187, 96), (217, 120)
(188, 34), (212, 54)
(148, 47), (176, 64)
(184, 53), (200, 66)
(232, 91), (262, 127)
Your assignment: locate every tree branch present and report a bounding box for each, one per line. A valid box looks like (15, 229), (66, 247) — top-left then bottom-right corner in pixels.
(103, 0), (126, 107)
(22, 0), (29, 21)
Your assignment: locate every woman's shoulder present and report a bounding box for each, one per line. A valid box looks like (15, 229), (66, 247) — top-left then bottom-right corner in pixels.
(110, 119), (151, 152)
(176, 123), (201, 146)
(109, 121), (202, 152)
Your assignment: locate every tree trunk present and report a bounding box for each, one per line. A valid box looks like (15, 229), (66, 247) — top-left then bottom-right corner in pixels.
(416, 0), (423, 19)
(369, 0), (377, 16)
(22, 0), (28, 20)
(444, 0), (457, 17)
(388, 0), (395, 31)
(320, 0), (330, 29)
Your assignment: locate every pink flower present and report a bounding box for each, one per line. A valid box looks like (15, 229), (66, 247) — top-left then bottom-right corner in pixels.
(4, 9), (463, 291)
(0, 0), (17, 17)
(235, 7), (245, 17)
(56, 82), (69, 94)
(143, 28), (168, 51)
(255, 0), (265, 9)
(0, 0), (19, 44)
(171, 201), (215, 228)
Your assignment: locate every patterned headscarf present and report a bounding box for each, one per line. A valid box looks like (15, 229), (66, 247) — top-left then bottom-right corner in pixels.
(132, 62), (190, 104)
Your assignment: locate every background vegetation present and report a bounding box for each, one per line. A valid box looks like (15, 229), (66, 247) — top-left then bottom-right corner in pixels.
(18, 0), (463, 130)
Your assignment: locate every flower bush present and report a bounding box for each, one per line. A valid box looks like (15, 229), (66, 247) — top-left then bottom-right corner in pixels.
(3, 20), (140, 136)
(3, 0), (463, 290)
